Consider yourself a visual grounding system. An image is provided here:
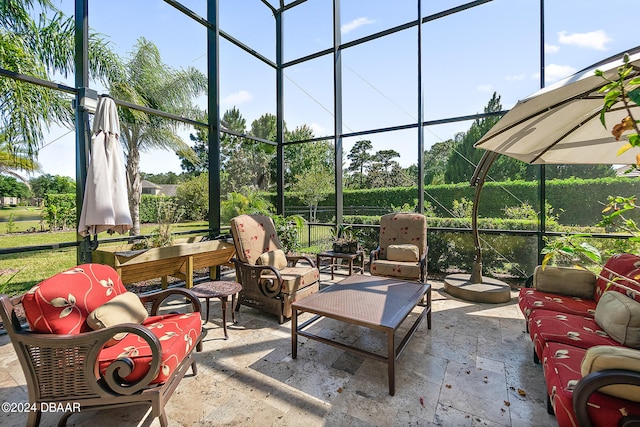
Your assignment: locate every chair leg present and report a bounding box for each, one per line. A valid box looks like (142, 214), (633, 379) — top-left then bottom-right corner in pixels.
(158, 410), (169, 427)
(191, 360), (198, 375)
(27, 409), (41, 427)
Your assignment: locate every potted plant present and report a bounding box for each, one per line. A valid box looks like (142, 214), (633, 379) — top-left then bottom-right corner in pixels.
(332, 224), (360, 254)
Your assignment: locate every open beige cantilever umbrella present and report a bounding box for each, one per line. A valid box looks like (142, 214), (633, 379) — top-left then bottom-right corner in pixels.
(475, 46), (640, 164)
(78, 96), (132, 237)
(444, 46), (640, 302)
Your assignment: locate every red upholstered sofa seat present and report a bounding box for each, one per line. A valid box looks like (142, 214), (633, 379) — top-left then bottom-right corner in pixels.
(542, 342), (640, 427)
(22, 263), (203, 385)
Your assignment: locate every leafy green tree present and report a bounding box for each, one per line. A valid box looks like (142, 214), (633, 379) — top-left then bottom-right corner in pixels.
(29, 174), (75, 198)
(141, 172), (183, 185)
(444, 92), (505, 183)
(176, 173), (208, 221)
(291, 169), (333, 221)
(110, 37), (207, 234)
(284, 125), (333, 188)
(1, 0), (122, 158)
(424, 139), (456, 185)
(0, 175), (30, 199)
(347, 140), (373, 187)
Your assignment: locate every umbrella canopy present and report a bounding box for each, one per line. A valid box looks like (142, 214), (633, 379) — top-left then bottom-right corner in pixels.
(475, 46), (640, 165)
(78, 96), (132, 236)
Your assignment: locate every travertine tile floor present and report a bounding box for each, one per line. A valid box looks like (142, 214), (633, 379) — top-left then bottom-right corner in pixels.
(0, 271), (557, 426)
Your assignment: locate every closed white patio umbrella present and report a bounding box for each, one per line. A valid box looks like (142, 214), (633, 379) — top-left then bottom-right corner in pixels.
(78, 96), (132, 236)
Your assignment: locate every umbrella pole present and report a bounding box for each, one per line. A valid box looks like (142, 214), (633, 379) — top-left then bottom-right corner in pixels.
(443, 151), (511, 303)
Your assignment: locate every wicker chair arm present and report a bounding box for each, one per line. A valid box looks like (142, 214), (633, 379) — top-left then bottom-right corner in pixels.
(370, 247), (381, 266)
(573, 369), (640, 427)
(233, 260), (283, 298)
(286, 254), (316, 268)
(17, 323), (163, 397)
(139, 288), (202, 316)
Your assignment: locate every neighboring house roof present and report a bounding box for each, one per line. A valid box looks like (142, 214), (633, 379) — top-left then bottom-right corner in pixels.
(141, 179), (162, 190)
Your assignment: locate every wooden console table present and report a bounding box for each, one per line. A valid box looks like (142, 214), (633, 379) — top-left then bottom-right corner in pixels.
(92, 237), (235, 288)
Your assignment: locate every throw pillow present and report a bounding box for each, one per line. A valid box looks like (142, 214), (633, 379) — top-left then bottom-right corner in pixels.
(386, 244), (419, 262)
(581, 345), (640, 403)
(256, 249), (288, 269)
(533, 265), (596, 299)
(595, 291), (640, 348)
(87, 291), (149, 345)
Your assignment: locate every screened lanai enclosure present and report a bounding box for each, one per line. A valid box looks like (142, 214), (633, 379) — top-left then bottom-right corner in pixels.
(2, 0), (639, 286)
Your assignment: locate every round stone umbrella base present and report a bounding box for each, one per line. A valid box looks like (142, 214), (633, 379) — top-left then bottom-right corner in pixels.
(443, 273), (512, 303)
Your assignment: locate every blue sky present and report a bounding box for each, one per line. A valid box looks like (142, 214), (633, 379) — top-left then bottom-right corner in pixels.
(35, 0), (639, 178)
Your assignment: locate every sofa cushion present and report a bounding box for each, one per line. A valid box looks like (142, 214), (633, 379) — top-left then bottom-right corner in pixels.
(386, 244), (419, 262)
(608, 267), (640, 304)
(581, 345), (640, 402)
(532, 265), (596, 299)
(594, 253), (640, 302)
(261, 266), (320, 294)
(87, 292), (149, 344)
(518, 288), (596, 322)
(22, 264), (128, 334)
(256, 249), (288, 270)
(595, 291), (640, 349)
(370, 259), (422, 281)
(98, 312), (202, 385)
(528, 309), (620, 360)
(542, 341), (640, 427)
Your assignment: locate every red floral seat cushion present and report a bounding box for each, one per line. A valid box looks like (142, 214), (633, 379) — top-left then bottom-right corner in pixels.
(542, 342), (640, 427)
(22, 264), (128, 334)
(97, 312), (202, 385)
(528, 309), (620, 360)
(518, 288), (597, 321)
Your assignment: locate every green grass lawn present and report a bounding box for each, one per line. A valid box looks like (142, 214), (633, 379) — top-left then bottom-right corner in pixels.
(0, 221), (210, 296)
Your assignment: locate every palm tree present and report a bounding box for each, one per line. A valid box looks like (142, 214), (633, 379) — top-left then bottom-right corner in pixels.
(0, 0), (122, 157)
(0, 133), (40, 185)
(110, 38), (207, 235)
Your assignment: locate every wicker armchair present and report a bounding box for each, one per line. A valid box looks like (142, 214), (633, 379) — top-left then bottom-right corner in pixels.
(230, 214), (320, 323)
(370, 212), (428, 283)
(0, 264), (206, 427)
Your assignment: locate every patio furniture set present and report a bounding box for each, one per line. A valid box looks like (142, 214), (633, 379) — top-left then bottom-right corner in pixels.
(519, 253), (640, 426)
(0, 212), (432, 426)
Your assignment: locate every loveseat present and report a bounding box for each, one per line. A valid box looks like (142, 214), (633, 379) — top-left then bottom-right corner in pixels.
(0, 263), (206, 427)
(519, 253), (640, 426)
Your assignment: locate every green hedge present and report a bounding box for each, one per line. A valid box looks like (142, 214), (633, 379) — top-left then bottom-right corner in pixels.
(283, 177), (640, 226)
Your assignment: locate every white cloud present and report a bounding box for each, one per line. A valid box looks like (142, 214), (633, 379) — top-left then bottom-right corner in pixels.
(310, 122), (326, 136)
(221, 90), (252, 105)
(341, 17), (375, 34)
(543, 63), (578, 83)
(506, 73), (525, 81)
(545, 43), (560, 54)
(557, 30), (612, 51)
(476, 84), (492, 93)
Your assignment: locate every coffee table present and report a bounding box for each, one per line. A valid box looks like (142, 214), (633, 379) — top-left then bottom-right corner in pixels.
(291, 274), (431, 395)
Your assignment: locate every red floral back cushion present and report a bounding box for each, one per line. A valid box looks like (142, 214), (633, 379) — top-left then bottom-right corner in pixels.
(594, 253), (640, 302)
(22, 264), (127, 334)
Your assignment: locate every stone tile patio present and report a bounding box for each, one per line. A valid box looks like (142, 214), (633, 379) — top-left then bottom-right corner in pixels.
(0, 271), (557, 426)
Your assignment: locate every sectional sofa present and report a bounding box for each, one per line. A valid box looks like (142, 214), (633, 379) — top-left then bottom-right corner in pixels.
(519, 253), (640, 426)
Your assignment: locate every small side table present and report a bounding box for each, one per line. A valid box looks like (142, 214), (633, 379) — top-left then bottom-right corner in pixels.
(191, 281), (242, 339)
(316, 250), (365, 280)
